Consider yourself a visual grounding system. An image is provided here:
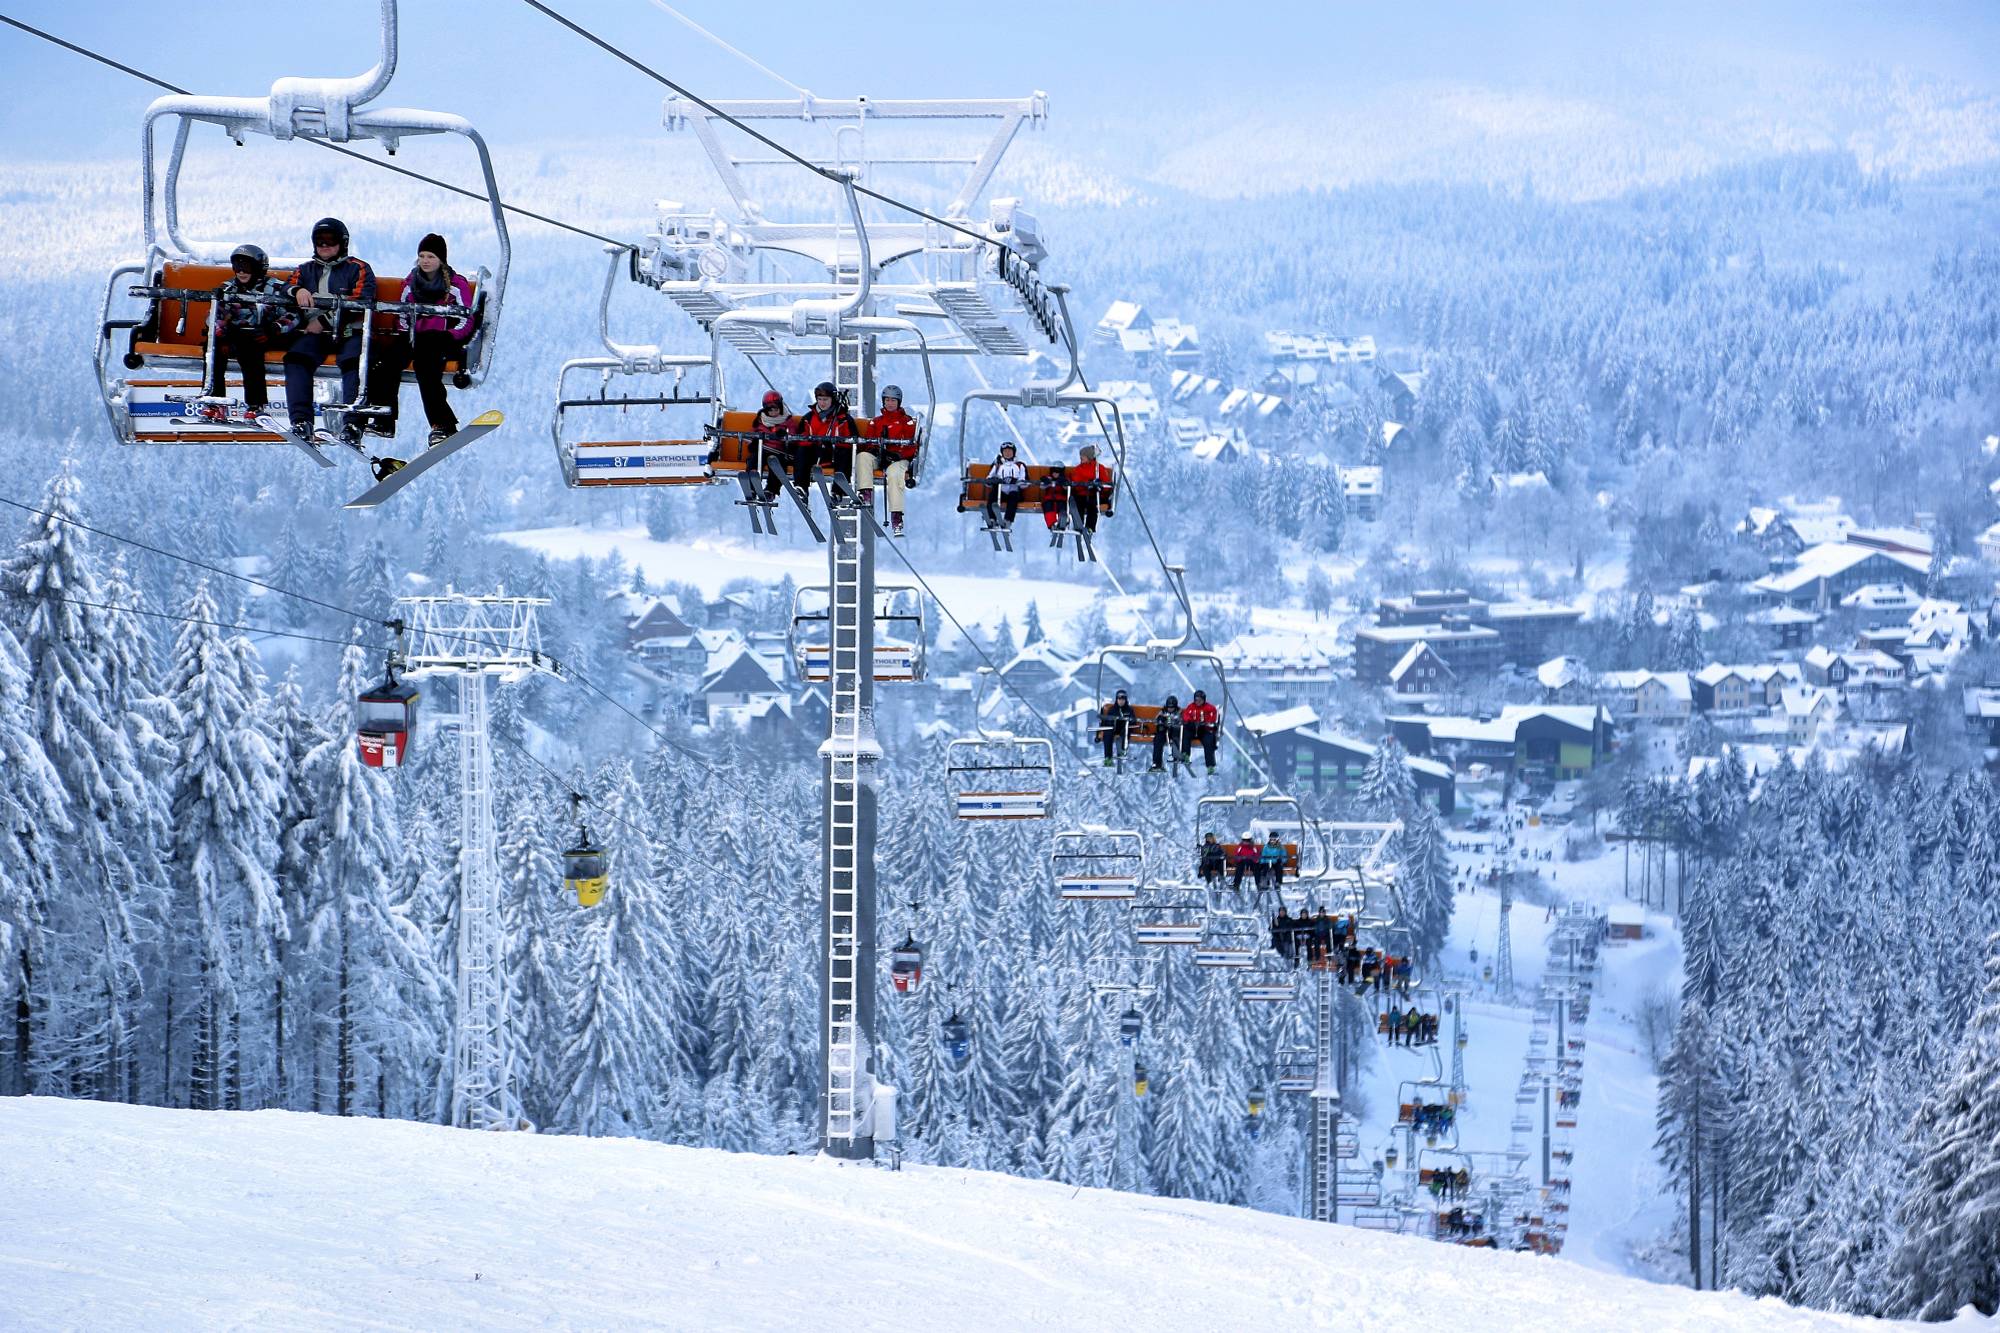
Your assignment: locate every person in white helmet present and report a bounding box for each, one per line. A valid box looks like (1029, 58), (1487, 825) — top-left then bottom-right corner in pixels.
(866, 384), (922, 535)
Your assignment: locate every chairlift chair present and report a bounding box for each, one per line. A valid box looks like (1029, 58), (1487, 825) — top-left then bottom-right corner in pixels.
(553, 349), (718, 487)
(99, 0), (511, 448)
(954, 287), (1120, 562)
(1132, 886), (1204, 946)
(1239, 973), (1299, 1003)
(947, 668), (1055, 820)
(1274, 1048), (1317, 1093)
(1193, 909), (1261, 968)
(790, 583), (926, 683)
(1089, 565), (1232, 775)
(1196, 786), (1313, 886)
(1052, 825), (1144, 901)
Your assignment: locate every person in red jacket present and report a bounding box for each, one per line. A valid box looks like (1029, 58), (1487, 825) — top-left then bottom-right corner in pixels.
(1178, 688), (1220, 772)
(1229, 834), (1260, 892)
(1068, 442), (1114, 533)
(745, 390), (795, 498)
(865, 384), (921, 536)
(799, 381), (858, 492)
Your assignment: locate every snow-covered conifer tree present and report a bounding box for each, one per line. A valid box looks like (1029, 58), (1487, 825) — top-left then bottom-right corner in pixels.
(163, 582), (284, 1110)
(1893, 933), (2000, 1320)
(1356, 736), (1417, 817)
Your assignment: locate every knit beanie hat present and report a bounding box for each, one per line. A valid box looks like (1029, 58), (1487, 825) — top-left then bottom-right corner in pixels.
(418, 233), (448, 263)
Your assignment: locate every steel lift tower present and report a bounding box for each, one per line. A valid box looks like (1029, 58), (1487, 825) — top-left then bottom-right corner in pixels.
(1303, 821), (1401, 1223)
(398, 590), (558, 1130)
(641, 91), (1059, 1160)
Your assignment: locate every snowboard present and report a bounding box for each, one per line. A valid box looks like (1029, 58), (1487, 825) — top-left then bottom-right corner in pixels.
(343, 410), (502, 510)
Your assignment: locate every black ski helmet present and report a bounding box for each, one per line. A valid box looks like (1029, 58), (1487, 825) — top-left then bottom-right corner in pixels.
(230, 243), (269, 281)
(310, 216), (350, 257)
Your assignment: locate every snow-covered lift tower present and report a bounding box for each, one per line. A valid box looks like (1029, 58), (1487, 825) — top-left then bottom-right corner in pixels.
(397, 590), (558, 1130)
(645, 91), (1059, 1160)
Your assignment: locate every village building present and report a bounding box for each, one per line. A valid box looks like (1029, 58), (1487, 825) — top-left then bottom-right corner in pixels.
(1242, 707), (1456, 814)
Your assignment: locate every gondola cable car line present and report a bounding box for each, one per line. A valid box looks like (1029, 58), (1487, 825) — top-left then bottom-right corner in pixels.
(0, 490), (818, 834)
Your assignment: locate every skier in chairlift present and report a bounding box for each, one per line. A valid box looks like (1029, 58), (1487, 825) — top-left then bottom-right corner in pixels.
(1148, 694), (1182, 772)
(869, 384), (921, 536)
(799, 380), (858, 491)
(202, 243), (295, 419)
(284, 216), (377, 452)
(366, 231), (476, 473)
(1097, 688), (1138, 764)
(1198, 831), (1228, 886)
(744, 389), (796, 499)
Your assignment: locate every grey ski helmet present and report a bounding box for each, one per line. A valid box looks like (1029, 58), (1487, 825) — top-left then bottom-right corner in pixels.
(230, 243), (269, 281)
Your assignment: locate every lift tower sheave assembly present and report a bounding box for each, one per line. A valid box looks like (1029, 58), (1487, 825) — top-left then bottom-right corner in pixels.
(644, 90), (1058, 1160)
(397, 590), (558, 1131)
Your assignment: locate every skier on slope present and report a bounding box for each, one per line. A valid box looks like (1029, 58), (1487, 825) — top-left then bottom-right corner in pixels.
(284, 217), (377, 452)
(202, 243), (296, 418)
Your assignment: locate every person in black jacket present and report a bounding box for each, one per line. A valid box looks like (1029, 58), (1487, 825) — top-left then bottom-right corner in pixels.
(1198, 832), (1228, 886)
(1098, 689), (1138, 765)
(284, 216), (377, 445)
(1148, 694), (1182, 772)
(203, 243), (296, 414)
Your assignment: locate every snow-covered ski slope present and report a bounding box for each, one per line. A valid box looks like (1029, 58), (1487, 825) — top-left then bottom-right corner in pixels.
(0, 1097), (1928, 1332)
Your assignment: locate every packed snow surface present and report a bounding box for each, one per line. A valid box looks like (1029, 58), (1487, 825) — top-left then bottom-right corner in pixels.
(0, 1097), (1911, 1332)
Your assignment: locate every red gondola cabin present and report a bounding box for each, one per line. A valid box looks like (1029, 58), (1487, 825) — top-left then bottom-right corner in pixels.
(357, 674), (420, 769)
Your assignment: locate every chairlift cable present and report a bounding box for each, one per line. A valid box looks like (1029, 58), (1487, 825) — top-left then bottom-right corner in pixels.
(24, 591), (396, 655)
(516, 0), (1034, 265)
(644, 0), (813, 100)
(0, 491), (559, 662)
(1059, 324), (1290, 788)
(0, 13), (630, 248)
(0, 492), (377, 626)
(861, 507), (1182, 848)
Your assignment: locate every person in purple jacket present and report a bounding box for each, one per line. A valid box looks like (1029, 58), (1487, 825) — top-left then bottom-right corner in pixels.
(366, 232), (476, 457)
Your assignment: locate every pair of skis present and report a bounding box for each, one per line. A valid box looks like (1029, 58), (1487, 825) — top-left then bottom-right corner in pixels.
(169, 397), (499, 507)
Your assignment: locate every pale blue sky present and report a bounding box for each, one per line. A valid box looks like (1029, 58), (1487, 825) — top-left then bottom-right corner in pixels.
(3, 0), (1995, 163)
